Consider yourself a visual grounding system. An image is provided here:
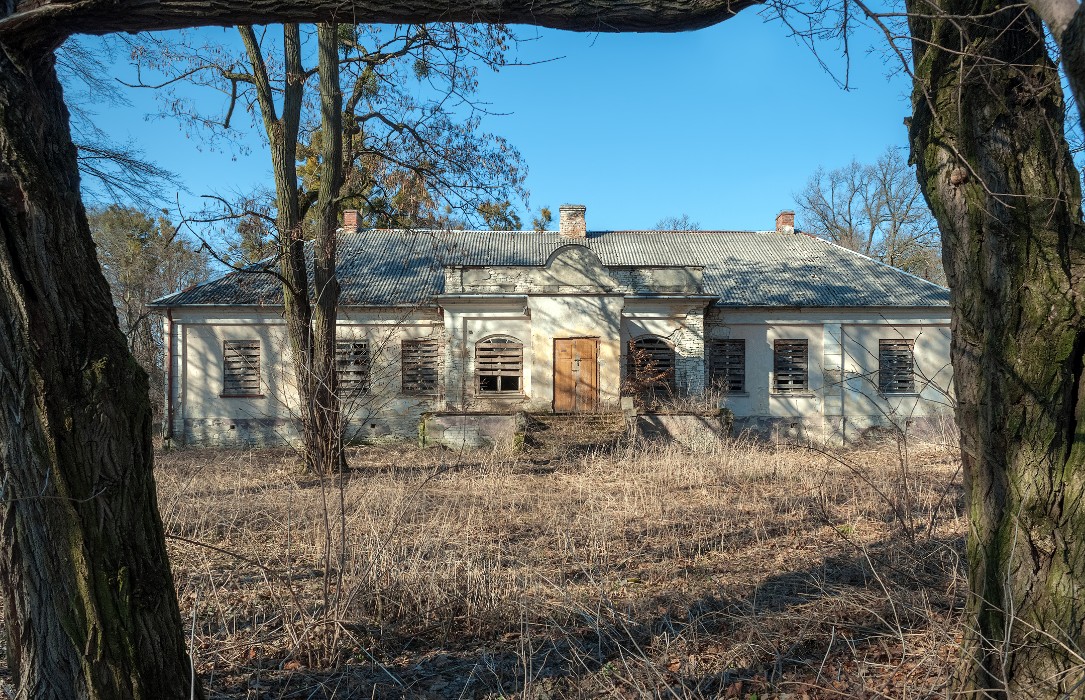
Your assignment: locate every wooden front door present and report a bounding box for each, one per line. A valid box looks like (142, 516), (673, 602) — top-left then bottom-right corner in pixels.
(554, 338), (598, 412)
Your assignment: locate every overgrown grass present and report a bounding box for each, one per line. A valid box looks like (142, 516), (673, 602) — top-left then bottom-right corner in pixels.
(157, 432), (965, 698)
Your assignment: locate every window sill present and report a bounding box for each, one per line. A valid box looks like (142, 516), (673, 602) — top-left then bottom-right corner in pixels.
(476, 393), (527, 399)
(220, 393), (265, 399)
(718, 392), (750, 397)
(881, 392), (921, 397)
(770, 392), (816, 398)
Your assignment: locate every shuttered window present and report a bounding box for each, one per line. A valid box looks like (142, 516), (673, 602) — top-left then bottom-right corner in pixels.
(627, 336), (676, 391)
(223, 340), (261, 396)
(710, 339), (745, 393)
(476, 336), (523, 394)
(879, 339), (916, 394)
(402, 339), (439, 395)
(337, 341), (370, 397)
(773, 339), (809, 393)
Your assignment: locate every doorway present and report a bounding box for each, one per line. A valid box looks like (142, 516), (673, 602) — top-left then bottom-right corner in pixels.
(553, 338), (598, 412)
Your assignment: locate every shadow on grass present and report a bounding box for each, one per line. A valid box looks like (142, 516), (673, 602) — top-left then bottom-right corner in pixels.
(202, 530), (965, 699)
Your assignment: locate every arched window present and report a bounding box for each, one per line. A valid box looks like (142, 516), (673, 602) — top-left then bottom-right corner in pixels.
(476, 336), (524, 394)
(626, 336), (676, 394)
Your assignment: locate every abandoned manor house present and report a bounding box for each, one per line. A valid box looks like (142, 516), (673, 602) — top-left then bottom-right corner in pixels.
(152, 205), (954, 447)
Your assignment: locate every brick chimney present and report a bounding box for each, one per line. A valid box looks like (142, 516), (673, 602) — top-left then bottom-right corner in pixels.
(342, 209), (360, 234)
(775, 210), (795, 235)
(558, 204), (587, 239)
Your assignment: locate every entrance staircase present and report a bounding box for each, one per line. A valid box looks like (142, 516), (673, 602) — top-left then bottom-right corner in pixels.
(523, 412), (628, 463)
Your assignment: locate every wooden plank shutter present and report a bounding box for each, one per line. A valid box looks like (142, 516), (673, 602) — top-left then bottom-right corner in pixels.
(773, 339), (808, 393)
(627, 336), (675, 390)
(336, 341), (370, 396)
(879, 339), (915, 393)
(223, 340), (261, 396)
(402, 339), (439, 394)
(476, 337), (523, 393)
(710, 339), (745, 393)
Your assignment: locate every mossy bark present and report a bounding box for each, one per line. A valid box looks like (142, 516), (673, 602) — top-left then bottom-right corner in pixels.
(0, 46), (198, 699)
(907, 0), (1085, 694)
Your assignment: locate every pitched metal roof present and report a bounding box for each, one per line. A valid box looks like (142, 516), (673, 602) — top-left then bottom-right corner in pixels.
(152, 229), (950, 309)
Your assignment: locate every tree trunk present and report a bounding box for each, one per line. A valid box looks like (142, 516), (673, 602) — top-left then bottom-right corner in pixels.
(0, 3), (761, 696)
(241, 23), (345, 475)
(2, 0), (761, 47)
(310, 22), (345, 473)
(0, 46), (197, 700)
(907, 0), (1085, 694)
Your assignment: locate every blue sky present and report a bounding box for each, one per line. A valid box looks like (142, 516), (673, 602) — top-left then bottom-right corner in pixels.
(85, 12), (912, 232)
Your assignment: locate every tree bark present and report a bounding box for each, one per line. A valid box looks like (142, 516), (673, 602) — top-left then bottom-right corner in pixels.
(1021, 0), (1085, 141)
(907, 0), (1085, 695)
(311, 22), (345, 474)
(240, 23), (346, 475)
(2, 0), (761, 50)
(0, 46), (197, 700)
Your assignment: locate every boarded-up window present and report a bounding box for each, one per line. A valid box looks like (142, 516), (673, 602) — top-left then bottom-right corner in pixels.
(402, 339), (439, 395)
(710, 339), (745, 393)
(773, 339), (808, 393)
(337, 341), (370, 396)
(879, 339), (916, 393)
(627, 336), (676, 392)
(223, 340), (261, 396)
(476, 336), (523, 394)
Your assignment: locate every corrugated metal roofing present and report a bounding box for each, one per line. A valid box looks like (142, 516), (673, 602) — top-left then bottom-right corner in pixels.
(153, 229), (949, 308)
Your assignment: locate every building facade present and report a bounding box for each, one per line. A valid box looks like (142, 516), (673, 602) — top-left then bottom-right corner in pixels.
(153, 206), (954, 447)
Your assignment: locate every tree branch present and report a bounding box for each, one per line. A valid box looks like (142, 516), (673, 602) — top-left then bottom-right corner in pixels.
(1, 0), (762, 51)
(1027, 0), (1079, 40)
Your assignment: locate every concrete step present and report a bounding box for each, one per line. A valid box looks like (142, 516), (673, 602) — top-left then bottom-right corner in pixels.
(523, 412), (628, 454)
(527, 412), (626, 428)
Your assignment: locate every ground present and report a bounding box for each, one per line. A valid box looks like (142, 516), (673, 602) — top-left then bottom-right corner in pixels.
(149, 420), (965, 699)
(0, 421), (965, 698)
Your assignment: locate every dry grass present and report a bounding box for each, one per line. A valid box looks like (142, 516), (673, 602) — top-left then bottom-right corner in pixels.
(157, 430), (966, 699)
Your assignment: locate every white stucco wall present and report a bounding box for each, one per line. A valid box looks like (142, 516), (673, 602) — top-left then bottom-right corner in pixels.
(165, 300), (953, 447)
(166, 306), (444, 446)
(440, 298), (532, 411)
(527, 294), (625, 411)
(706, 307), (953, 441)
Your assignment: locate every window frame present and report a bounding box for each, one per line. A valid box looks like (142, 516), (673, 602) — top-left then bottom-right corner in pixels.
(475, 335), (524, 396)
(772, 338), (809, 394)
(401, 338), (439, 396)
(222, 339), (263, 398)
(709, 338), (746, 394)
(627, 335), (677, 393)
(336, 340), (371, 398)
(879, 339), (917, 394)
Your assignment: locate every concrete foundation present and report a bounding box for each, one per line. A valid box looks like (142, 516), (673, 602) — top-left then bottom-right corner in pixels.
(422, 412), (525, 450)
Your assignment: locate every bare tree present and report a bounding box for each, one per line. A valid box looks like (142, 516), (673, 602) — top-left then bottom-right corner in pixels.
(1024, 0), (1085, 136)
(55, 36), (182, 206)
(654, 213), (702, 230)
(130, 23), (526, 231)
(127, 22), (526, 473)
(797, 147), (943, 283)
